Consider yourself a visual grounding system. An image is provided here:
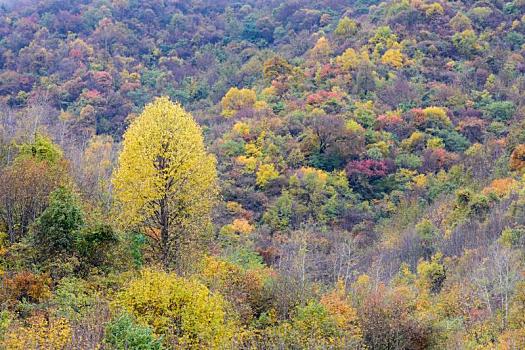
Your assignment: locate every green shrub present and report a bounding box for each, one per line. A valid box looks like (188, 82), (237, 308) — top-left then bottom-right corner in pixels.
(104, 313), (164, 350)
(395, 153), (423, 169)
(52, 277), (94, 321)
(483, 101), (516, 121)
(33, 187), (84, 260)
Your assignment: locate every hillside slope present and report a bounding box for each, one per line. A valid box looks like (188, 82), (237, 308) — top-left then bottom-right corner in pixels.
(1, 0), (525, 348)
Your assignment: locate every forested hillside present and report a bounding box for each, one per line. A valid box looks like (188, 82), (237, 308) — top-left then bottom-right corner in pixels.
(1, 0), (525, 348)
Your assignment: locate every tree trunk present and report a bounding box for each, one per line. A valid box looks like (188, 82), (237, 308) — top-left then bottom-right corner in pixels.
(160, 196), (169, 268)
(3, 199), (16, 243)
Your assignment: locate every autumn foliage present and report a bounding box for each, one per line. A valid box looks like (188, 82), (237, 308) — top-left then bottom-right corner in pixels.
(1, 0), (525, 349)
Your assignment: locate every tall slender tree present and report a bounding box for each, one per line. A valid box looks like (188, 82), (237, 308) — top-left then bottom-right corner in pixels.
(113, 97), (218, 269)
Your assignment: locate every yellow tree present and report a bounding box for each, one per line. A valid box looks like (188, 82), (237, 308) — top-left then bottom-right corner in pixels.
(309, 37), (332, 62)
(336, 48), (360, 71)
(334, 17), (358, 37)
(221, 87), (257, 118)
(2, 315), (72, 350)
(381, 48), (404, 68)
(112, 97), (218, 269)
(115, 269), (233, 349)
(79, 135), (115, 210)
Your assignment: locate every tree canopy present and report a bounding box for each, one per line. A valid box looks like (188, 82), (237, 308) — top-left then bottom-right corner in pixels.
(113, 97), (217, 269)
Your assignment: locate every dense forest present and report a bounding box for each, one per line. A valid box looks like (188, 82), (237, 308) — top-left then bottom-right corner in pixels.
(1, 0), (525, 348)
